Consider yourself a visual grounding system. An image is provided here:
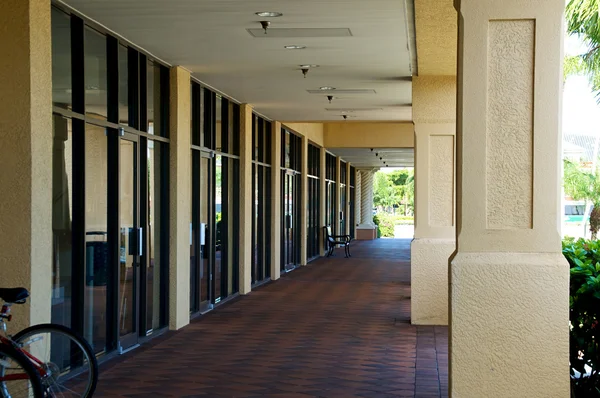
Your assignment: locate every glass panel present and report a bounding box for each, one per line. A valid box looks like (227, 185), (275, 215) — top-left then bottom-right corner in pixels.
(52, 8), (71, 110)
(200, 157), (210, 303)
(118, 45), (128, 125)
(215, 96), (222, 152)
(119, 139), (136, 338)
(51, 116), (73, 327)
(214, 155), (222, 300)
(147, 60), (156, 135)
(84, 123), (108, 354)
(84, 26), (107, 120)
(190, 151), (198, 313)
(147, 140), (164, 331)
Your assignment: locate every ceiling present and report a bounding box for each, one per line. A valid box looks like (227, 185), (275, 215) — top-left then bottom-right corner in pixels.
(328, 148), (414, 168)
(62, 0), (417, 122)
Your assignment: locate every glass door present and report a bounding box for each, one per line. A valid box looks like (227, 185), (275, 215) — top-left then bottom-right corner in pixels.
(281, 170), (300, 272)
(191, 151), (213, 315)
(118, 133), (141, 351)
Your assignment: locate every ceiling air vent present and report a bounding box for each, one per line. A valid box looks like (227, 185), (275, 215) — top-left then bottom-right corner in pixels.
(307, 89), (376, 95)
(247, 28), (353, 38)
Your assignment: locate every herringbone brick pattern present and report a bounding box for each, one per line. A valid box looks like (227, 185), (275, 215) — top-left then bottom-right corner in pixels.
(94, 239), (449, 397)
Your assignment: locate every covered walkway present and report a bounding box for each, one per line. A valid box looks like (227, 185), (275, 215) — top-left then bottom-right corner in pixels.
(94, 239), (448, 397)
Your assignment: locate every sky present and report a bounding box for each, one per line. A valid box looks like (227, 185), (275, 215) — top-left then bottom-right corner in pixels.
(563, 34), (600, 136)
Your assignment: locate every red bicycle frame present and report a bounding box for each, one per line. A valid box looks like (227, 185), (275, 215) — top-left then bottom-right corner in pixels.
(0, 305), (48, 382)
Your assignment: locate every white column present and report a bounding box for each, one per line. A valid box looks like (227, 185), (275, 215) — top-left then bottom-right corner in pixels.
(168, 66), (191, 330)
(355, 171), (362, 226)
(451, 0), (568, 395)
(358, 169), (375, 228)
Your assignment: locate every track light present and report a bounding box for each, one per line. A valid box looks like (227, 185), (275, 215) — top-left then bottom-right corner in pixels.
(260, 21), (270, 34)
(301, 67), (309, 78)
(327, 95), (333, 103)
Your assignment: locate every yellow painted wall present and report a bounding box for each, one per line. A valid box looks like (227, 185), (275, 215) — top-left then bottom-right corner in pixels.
(324, 122), (414, 148)
(282, 122), (324, 147)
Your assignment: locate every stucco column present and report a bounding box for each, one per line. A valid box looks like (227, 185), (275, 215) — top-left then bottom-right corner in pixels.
(451, 0), (568, 396)
(355, 171), (362, 226)
(319, 147), (327, 256)
(238, 104), (253, 293)
(0, 0), (52, 330)
(300, 135), (308, 265)
(345, 162), (351, 235)
(169, 66), (191, 330)
(356, 169), (377, 239)
(410, 75), (457, 326)
(270, 121), (282, 280)
(334, 157), (341, 235)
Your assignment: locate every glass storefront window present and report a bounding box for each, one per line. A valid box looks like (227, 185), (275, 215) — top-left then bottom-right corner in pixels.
(51, 8), (71, 110)
(118, 45), (129, 125)
(84, 26), (108, 120)
(51, 116), (73, 327)
(84, 123), (109, 354)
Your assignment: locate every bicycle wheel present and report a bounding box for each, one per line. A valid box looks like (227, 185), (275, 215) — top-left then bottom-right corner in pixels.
(0, 342), (44, 398)
(12, 324), (98, 398)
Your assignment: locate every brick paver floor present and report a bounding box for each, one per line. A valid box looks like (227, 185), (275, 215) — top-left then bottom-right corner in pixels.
(94, 239), (449, 397)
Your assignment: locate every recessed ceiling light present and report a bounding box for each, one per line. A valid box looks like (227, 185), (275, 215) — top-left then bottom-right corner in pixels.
(319, 86), (336, 90)
(255, 11), (282, 17)
(299, 64), (319, 68)
(285, 45), (306, 50)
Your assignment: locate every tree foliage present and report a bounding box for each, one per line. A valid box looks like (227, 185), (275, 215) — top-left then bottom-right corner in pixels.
(373, 169), (414, 215)
(564, 160), (600, 239)
(566, 0), (600, 99)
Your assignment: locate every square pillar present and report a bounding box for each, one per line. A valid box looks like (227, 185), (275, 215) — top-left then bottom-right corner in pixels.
(270, 121), (282, 280)
(239, 104), (253, 293)
(335, 157), (341, 235)
(168, 66), (191, 330)
(0, 0), (52, 330)
(356, 169), (377, 240)
(319, 147), (327, 256)
(451, 0), (569, 395)
(411, 123), (456, 325)
(300, 135), (308, 265)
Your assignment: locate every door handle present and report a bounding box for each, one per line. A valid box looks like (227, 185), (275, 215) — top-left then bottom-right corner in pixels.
(138, 227), (143, 256)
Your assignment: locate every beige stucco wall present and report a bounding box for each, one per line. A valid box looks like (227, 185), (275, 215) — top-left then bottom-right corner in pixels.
(239, 104), (253, 293)
(412, 76), (457, 124)
(414, 0), (457, 76)
(0, 0), (52, 330)
(270, 121), (282, 280)
(324, 122), (414, 148)
(169, 66), (191, 330)
(451, 0), (569, 395)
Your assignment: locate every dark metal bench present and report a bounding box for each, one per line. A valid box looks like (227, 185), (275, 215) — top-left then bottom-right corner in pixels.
(324, 226), (351, 258)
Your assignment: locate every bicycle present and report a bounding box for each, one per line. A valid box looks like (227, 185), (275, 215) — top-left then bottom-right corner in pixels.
(0, 287), (98, 397)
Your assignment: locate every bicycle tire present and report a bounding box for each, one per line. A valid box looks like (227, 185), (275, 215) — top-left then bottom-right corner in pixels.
(0, 342), (44, 398)
(12, 323), (98, 398)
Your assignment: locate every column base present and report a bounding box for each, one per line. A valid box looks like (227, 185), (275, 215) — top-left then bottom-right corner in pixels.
(356, 226), (377, 240)
(410, 238), (454, 325)
(450, 251), (569, 397)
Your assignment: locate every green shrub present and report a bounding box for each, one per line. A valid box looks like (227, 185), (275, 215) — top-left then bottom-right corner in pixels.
(563, 238), (600, 397)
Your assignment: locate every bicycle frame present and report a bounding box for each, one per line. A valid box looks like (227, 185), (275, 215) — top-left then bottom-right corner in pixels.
(0, 304), (48, 383)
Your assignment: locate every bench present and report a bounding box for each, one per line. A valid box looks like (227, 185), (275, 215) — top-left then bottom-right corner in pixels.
(323, 226), (352, 258)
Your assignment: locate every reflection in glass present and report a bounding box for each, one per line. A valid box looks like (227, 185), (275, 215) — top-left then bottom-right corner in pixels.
(148, 60), (162, 136)
(201, 157), (210, 303)
(147, 140), (164, 331)
(215, 156), (222, 300)
(84, 124), (108, 354)
(51, 8), (71, 110)
(119, 140), (136, 338)
(85, 26), (108, 120)
(118, 45), (129, 125)
(51, 116), (73, 327)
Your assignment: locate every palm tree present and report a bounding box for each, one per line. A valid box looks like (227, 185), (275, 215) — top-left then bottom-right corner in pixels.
(566, 0), (600, 97)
